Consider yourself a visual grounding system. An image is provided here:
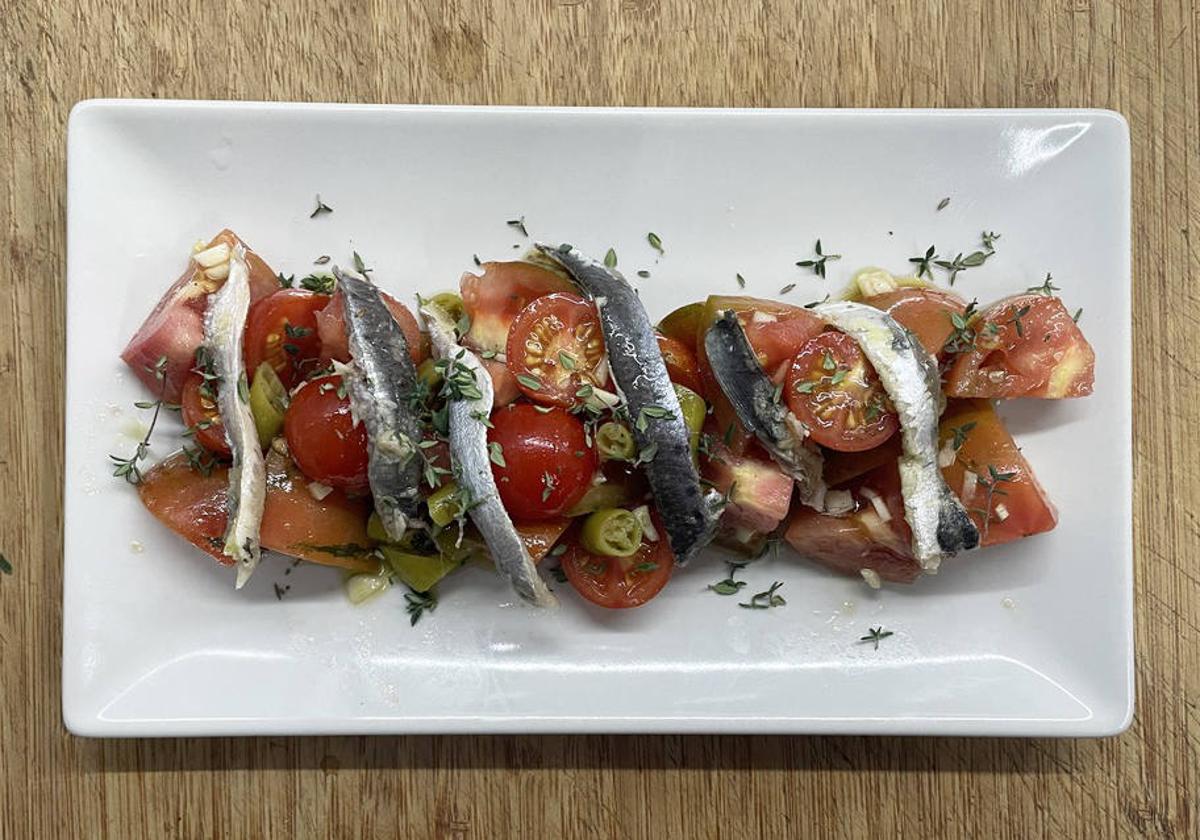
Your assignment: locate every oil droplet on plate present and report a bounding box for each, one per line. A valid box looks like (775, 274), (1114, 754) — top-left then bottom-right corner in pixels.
(130, 540), (144, 554)
(841, 600), (856, 614)
(1001, 597), (1015, 609)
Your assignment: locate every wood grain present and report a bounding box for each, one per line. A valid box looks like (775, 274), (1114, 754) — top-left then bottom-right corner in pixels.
(1, 0), (1196, 837)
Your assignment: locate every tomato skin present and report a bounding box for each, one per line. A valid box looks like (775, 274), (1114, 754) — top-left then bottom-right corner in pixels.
(315, 292), (426, 366)
(939, 399), (1058, 546)
(656, 334), (704, 394)
(784, 331), (899, 452)
(656, 302), (705, 353)
(244, 290), (329, 387)
(863, 286), (967, 360)
(482, 357), (521, 407)
(180, 373), (232, 457)
(487, 404), (598, 521)
(695, 296), (825, 454)
(461, 261), (574, 353)
(945, 295), (1095, 399)
(561, 523), (674, 609)
(506, 293), (605, 406)
(138, 449), (381, 573)
(283, 376), (370, 491)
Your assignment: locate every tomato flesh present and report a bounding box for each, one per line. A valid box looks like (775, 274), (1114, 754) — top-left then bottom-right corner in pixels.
(487, 404), (598, 521)
(784, 331), (898, 452)
(180, 372), (231, 457)
(244, 290), (329, 387)
(283, 376), (370, 491)
(699, 437), (794, 533)
(461, 261), (574, 353)
(506, 293), (605, 406)
(561, 522), (674, 609)
(656, 333), (704, 394)
(945, 295), (1095, 399)
(862, 286), (967, 360)
(315, 292), (426, 366)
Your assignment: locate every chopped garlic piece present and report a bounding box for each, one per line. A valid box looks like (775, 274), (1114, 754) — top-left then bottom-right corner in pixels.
(193, 242), (231, 268)
(751, 310), (778, 324)
(860, 486), (891, 522)
(632, 505), (659, 541)
(853, 267), (899, 298)
(937, 439), (957, 468)
(960, 470), (978, 503)
(994, 502), (1010, 521)
(203, 262), (231, 281)
(307, 481), (334, 501)
(859, 568), (882, 589)
(823, 489), (854, 515)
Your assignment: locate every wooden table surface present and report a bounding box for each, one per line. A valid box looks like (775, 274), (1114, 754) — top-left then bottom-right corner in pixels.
(2, 1), (1196, 837)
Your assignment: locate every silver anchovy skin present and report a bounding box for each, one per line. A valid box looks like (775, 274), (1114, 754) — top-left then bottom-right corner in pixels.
(703, 310), (825, 507)
(334, 268), (425, 542)
(204, 245), (266, 588)
(421, 302), (557, 607)
(815, 300), (979, 569)
(533, 243), (722, 566)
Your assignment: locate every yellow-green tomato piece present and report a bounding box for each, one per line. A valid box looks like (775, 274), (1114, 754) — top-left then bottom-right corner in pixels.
(366, 512), (389, 543)
(673, 383), (706, 445)
(345, 569), (391, 604)
(426, 481), (464, 528)
(431, 292), (466, 325)
(565, 480), (639, 516)
(595, 421), (637, 461)
(580, 508), (644, 558)
(249, 362), (288, 446)
(378, 544), (461, 593)
(417, 358), (443, 393)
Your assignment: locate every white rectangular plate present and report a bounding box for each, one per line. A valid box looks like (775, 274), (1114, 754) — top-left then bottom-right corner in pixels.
(64, 101), (1132, 736)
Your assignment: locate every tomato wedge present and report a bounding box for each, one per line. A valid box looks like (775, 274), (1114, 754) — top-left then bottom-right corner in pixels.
(138, 450), (381, 573)
(862, 286), (968, 360)
(784, 331), (898, 452)
(561, 522), (674, 609)
(461, 261), (574, 353)
(656, 333), (704, 394)
(283, 376), (370, 491)
(244, 289), (328, 387)
(513, 519), (572, 563)
(180, 373), (230, 457)
(315, 292), (426, 366)
(945, 295), (1095, 399)
(487, 404), (598, 520)
(656, 301), (705, 353)
(939, 399), (1058, 546)
(505, 293), (605, 406)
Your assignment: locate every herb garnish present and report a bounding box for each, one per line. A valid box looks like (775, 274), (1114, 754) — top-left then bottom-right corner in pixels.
(934, 249), (991, 285)
(859, 626), (894, 649)
(109, 355), (169, 485)
(540, 471), (558, 502)
(647, 232), (664, 254)
(779, 283), (796, 295)
(300, 273), (336, 295)
(803, 294), (830, 309)
(981, 230), (1001, 251)
(273, 582), (288, 600)
(488, 441), (506, 467)
(635, 404), (671, 432)
(314, 255), (331, 266)
(1073, 307), (1083, 323)
(795, 239), (841, 278)
(739, 581), (786, 610)
(277, 272), (295, 288)
(1027, 273), (1061, 296)
(604, 248), (618, 268)
(0, 553), (11, 575)
(516, 373), (543, 392)
(949, 421), (977, 451)
(549, 564), (568, 583)
(352, 251), (371, 275)
(506, 216), (529, 237)
(942, 301), (981, 355)
(404, 587), (437, 626)
(937, 197), (950, 211)
(736, 272), (746, 288)
(909, 245), (938, 280)
(1005, 304), (1032, 338)
(970, 464), (1017, 539)
(309, 194), (333, 218)
(636, 270), (650, 278)
(707, 561), (748, 595)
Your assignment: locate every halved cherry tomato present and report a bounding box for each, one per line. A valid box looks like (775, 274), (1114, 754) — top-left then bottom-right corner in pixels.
(656, 333), (704, 394)
(561, 520), (674, 609)
(138, 450), (381, 573)
(939, 399), (1058, 546)
(945, 295), (1095, 398)
(315, 292), (426, 366)
(695, 296), (825, 454)
(461, 261), (574, 353)
(244, 289), (329, 387)
(506, 293), (605, 406)
(180, 373), (230, 457)
(785, 331), (898, 452)
(487, 404), (598, 520)
(862, 286), (967, 360)
(283, 375), (369, 491)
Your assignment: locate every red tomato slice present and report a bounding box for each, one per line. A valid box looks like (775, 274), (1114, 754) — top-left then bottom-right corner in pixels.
(481, 357), (520, 407)
(138, 450), (381, 573)
(945, 295), (1095, 399)
(784, 331), (899, 452)
(561, 523), (674, 609)
(699, 437), (794, 533)
(180, 373), (231, 457)
(862, 286), (967, 360)
(244, 290), (329, 387)
(283, 375), (370, 491)
(939, 399), (1058, 546)
(695, 296), (825, 454)
(487, 404), (598, 521)
(656, 333), (704, 394)
(315, 292), (426, 366)
(505, 293), (605, 406)
(121, 229), (280, 402)
(513, 519), (572, 563)
(461, 261), (574, 353)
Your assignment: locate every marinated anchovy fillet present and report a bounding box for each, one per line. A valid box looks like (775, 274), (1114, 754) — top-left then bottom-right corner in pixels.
(533, 243), (722, 565)
(421, 302), (556, 607)
(703, 310), (825, 506)
(335, 268), (426, 541)
(204, 245), (266, 587)
(815, 300), (979, 569)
